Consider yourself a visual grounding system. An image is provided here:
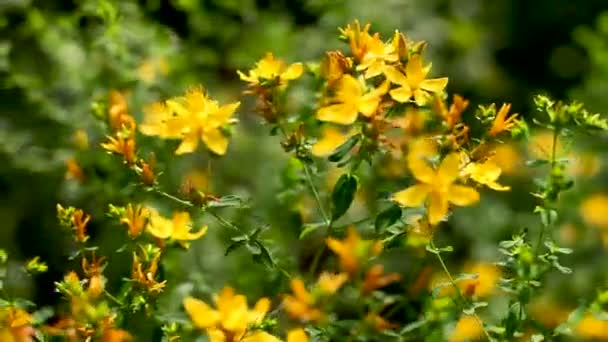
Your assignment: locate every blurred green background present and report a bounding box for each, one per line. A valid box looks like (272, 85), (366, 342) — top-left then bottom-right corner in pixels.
(2, 0), (608, 338)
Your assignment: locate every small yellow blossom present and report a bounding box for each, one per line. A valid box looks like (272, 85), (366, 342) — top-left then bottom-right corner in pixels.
(462, 160), (510, 191)
(72, 129), (89, 150)
(317, 75), (388, 125)
(580, 193), (608, 228)
(450, 315), (484, 342)
(283, 279), (323, 322)
(65, 158), (85, 182)
(311, 126), (354, 157)
(326, 227), (382, 275)
(393, 152), (479, 225)
(491, 144), (521, 175)
(140, 87), (240, 156)
(146, 209), (207, 249)
(575, 313), (608, 340)
(459, 263), (501, 298)
(320, 51), (352, 84)
(384, 55), (448, 106)
(131, 252), (166, 294)
(339, 20), (375, 62)
(355, 32), (398, 79)
(108, 91), (135, 133)
(184, 287), (274, 342)
(71, 209), (91, 243)
(529, 299), (571, 328)
(120, 204), (149, 239)
(0, 307), (34, 342)
(286, 328), (308, 342)
(238, 53), (303, 87)
(488, 103), (518, 137)
(317, 272), (349, 295)
(435, 94), (469, 129)
(100, 135), (136, 164)
(362, 264), (401, 294)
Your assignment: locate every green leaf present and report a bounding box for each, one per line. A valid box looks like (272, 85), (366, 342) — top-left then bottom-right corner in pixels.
(331, 173), (358, 221)
(225, 240), (247, 256)
(375, 204), (402, 232)
(252, 242), (275, 268)
(299, 223), (323, 239)
(328, 134), (361, 162)
(526, 159), (550, 167)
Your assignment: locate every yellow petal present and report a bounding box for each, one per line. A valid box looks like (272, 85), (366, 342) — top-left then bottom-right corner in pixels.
(250, 297), (271, 323)
(407, 156), (435, 184)
(405, 54), (425, 86)
(383, 65), (408, 86)
(311, 127), (351, 157)
(290, 278), (312, 304)
(420, 77), (448, 93)
(183, 297), (220, 329)
(207, 329), (228, 342)
(282, 63), (304, 81)
(447, 185), (480, 206)
(438, 153), (461, 185)
(393, 184), (431, 207)
(357, 93), (381, 117)
(208, 102), (240, 128)
(336, 74), (363, 99)
(428, 191), (448, 225)
(146, 211), (173, 239)
(486, 181), (510, 191)
(287, 328), (309, 342)
(413, 89), (431, 106)
(175, 132), (200, 155)
(202, 128), (229, 155)
(389, 86), (413, 103)
(166, 98), (190, 117)
(242, 331), (283, 342)
(316, 103), (358, 125)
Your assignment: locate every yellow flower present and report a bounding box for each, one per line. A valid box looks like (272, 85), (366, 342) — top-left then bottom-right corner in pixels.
(120, 204), (149, 239)
(317, 272), (349, 295)
(435, 94), (469, 129)
(488, 103), (518, 137)
(131, 252), (166, 294)
(339, 20), (375, 62)
(356, 32), (398, 79)
(326, 226), (382, 275)
(462, 160), (510, 191)
(184, 287), (274, 342)
(393, 152), (479, 225)
(283, 279), (323, 322)
(286, 328), (308, 342)
(575, 313), (608, 340)
(384, 55), (448, 106)
(362, 264), (401, 294)
(491, 144), (521, 175)
(450, 315), (484, 342)
(320, 51), (352, 84)
(580, 193), (608, 228)
(316, 75), (388, 125)
(311, 126), (354, 157)
(100, 135), (136, 164)
(140, 87), (240, 156)
(238, 53), (303, 87)
(71, 209), (91, 243)
(146, 209), (207, 248)
(0, 307), (33, 342)
(459, 263), (501, 298)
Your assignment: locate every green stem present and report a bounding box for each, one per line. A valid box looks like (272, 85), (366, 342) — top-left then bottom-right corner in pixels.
(303, 163), (331, 226)
(430, 240), (492, 341)
(535, 128), (559, 257)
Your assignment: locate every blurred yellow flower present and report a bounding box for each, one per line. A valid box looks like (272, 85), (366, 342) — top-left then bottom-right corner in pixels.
(120, 204), (149, 239)
(131, 252), (166, 294)
(393, 153), (479, 225)
(462, 160), (510, 191)
(146, 209), (207, 249)
(450, 315), (484, 342)
(491, 144), (521, 175)
(362, 264), (401, 294)
(326, 227), (383, 275)
(101, 135), (136, 164)
(488, 103), (518, 137)
(140, 87), (240, 156)
(356, 32), (398, 79)
(317, 75), (388, 125)
(286, 328), (308, 342)
(384, 55), (448, 106)
(184, 287), (275, 342)
(529, 298), (570, 328)
(283, 279), (323, 322)
(317, 272), (349, 295)
(238, 53), (303, 87)
(0, 307), (33, 342)
(580, 193), (608, 229)
(137, 57), (169, 84)
(339, 20), (375, 62)
(311, 126), (354, 157)
(575, 313), (608, 340)
(320, 51), (352, 84)
(459, 263), (501, 298)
